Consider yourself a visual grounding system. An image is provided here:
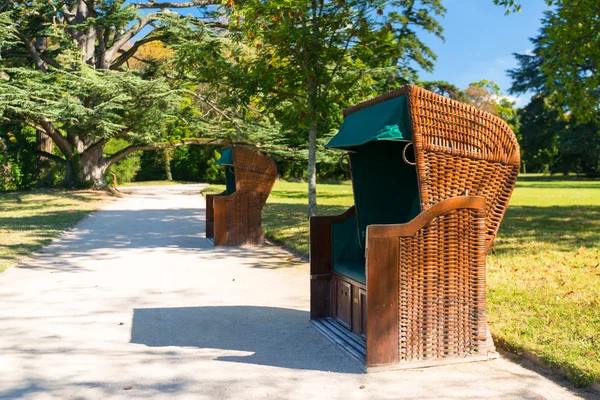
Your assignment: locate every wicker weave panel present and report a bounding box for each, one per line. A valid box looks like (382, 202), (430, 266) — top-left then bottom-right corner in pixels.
(418, 151), (519, 243)
(398, 208), (487, 361)
(225, 191), (265, 245)
(232, 147), (278, 207)
(404, 85), (519, 247)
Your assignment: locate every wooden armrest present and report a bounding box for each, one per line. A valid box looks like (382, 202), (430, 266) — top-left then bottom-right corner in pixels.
(205, 190), (227, 199)
(310, 206), (356, 225)
(366, 196), (486, 240)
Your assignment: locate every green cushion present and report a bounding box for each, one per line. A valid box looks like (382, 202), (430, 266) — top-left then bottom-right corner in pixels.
(214, 148), (233, 165)
(325, 95), (411, 150)
(333, 262), (366, 285)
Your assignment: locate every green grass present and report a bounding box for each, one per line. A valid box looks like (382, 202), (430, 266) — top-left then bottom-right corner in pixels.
(203, 175), (600, 387)
(0, 189), (112, 273)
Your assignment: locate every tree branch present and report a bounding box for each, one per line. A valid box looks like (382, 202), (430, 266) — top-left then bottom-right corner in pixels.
(16, 33), (48, 73)
(104, 137), (226, 166)
(107, 14), (158, 56)
(39, 120), (74, 158)
(37, 151), (67, 165)
(182, 90), (244, 138)
(110, 36), (162, 69)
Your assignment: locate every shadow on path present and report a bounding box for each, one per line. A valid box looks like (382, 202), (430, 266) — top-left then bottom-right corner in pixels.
(131, 306), (363, 374)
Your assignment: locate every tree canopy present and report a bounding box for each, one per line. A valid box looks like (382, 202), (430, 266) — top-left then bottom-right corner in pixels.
(508, 1), (600, 176)
(0, 1), (230, 187)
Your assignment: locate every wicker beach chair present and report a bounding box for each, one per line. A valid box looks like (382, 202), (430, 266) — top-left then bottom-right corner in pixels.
(310, 84), (520, 370)
(206, 146), (277, 246)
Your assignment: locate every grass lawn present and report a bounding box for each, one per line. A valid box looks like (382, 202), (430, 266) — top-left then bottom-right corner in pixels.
(204, 175), (600, 387)
(0, 189), (112, 273)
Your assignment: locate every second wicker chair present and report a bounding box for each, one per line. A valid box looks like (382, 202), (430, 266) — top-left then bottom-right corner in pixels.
(206, 146), (277, 246)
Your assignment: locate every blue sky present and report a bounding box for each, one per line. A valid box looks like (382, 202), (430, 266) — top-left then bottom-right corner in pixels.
(416, 0), (549, 106)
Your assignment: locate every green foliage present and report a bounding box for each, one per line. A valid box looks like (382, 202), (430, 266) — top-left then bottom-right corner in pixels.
(135, 145), (225, 184)
(509, 13), (600, 175)
(0, 0), (235, 187)
(418, 80), (466, 102)
(0, 125), (39, 190)
(223, 0), (447, 137)
(0, 137), (22, 191)
(104, 139), (141, 185)
(537, 1), (600, 122)
(518, 96), (564, 173)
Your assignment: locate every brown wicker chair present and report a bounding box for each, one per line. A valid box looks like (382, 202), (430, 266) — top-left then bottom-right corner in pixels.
(205, 146), (277, 246)
(310, 85), (519, 370)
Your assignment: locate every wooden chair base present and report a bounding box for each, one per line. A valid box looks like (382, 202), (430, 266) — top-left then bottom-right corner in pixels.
(311, 316), (499, 372)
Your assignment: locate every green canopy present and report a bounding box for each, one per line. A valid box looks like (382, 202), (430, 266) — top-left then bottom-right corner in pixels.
(325, 94), (411, 150)
(214, 148), (233, 166)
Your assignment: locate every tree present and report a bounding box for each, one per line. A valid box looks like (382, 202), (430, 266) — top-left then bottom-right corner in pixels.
(518, 95), (564, 173)
(419, 80), (466, 102)
(509, 9), (600, 175)
(219, 0), (446, 217)
(462, 80), (507, 116)
(536, 1), (600, 122)
(0, 2), (226, 188)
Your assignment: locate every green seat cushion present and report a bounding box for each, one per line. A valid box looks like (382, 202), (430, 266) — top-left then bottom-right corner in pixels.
(333, 261), (366, 284)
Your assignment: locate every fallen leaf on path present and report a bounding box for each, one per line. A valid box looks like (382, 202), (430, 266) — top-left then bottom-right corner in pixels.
(359, 385), (366, 389)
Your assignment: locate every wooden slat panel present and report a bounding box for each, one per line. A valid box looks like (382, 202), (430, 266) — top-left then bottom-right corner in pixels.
(335, 279), (352, 330)
(352, 285), (362, 337)
(359, 288), (367, 340)
(366, 237), (399, 367)
(213, 198), (227, 246)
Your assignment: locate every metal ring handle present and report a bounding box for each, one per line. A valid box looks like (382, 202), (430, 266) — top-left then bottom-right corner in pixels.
(339, 153), (351, 172)
(402, 142), (416, 166)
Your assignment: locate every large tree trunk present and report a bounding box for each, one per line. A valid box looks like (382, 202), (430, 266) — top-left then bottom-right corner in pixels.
(36, 130), (53, 172)
(62, 144), (108, 189)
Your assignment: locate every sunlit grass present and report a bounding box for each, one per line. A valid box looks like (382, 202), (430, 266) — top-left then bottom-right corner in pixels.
(0, 189), (112, 273)
(204, 175), (600, 387)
